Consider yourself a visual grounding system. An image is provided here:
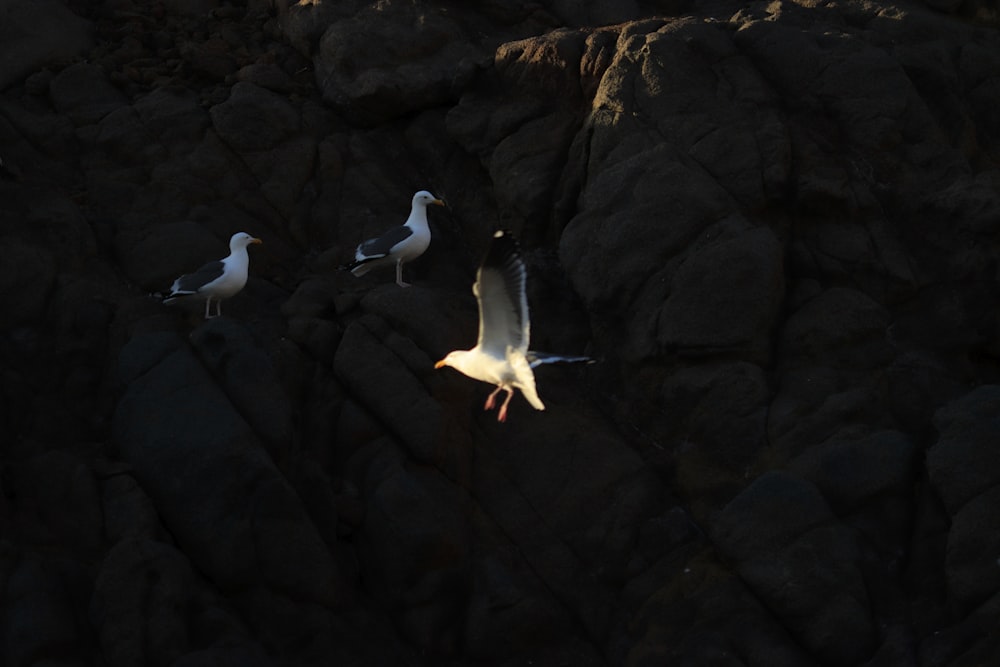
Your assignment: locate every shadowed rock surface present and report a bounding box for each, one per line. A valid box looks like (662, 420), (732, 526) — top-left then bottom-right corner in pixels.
(2, 0), (1000, 664)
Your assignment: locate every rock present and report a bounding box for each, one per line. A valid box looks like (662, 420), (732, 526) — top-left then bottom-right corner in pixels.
(210, 81), (299, 151)
(20, 191), (98, 263)
(923, 0), (964, 11)
(96, 106), (157, 164)
(462, 408), (658, 654)
(0, 239), (56, 328)
(133, 86), (209, 147)
(944, 486), (1000, 613)
(313, 0), (481, 124)
(6, 449), (104, 552)
(112, 331), (348, 606)
(270, 0), (364, 55)
(927, 386), (1000, 613)
(0, 0), (94, 90)
(181, 36), (238, 81)
(779, 287), (892, 368)
(789, 430), (916, 516)
(712, 472), (876, 666)
(48, 62), (128, 125)
(89, 538), (271, 667)
(3, 556), (83, 666)
(355, 442), (471, 653)
(493, 28), (591, 105)
(333, 314), (467, 469)
(114, 221), (223, 292)
(548, 0), (642, 26)
(488, 110), (581, 230)
(788, 429), (917, 562)
(4, 0), (1000, 665)
(282, 278), (345, 363)
(236, 62), (294, 93)
(100, 473), (167, 544)
(360, 284), (476, 359)
(928, 385), (1000, 514)
(559, 152), (734, 361)
(248, 133), (317, 216)
(657, 225), (784, 361)
(161, 0), (221, 15)
(624, 554), (815, 667)
(189, 318), (295, 453)
(657, 362), (770, 510)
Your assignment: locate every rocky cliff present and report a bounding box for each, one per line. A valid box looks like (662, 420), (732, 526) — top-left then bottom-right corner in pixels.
(2, 0), (1000, 665)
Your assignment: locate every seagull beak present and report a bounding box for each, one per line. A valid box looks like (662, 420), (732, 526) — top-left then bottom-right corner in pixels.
(434, 359), (448, 369)
(251, 238), (263, 244)
(432, 199), (445, 207)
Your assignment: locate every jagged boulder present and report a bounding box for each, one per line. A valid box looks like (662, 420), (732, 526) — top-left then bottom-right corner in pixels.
(2, 0), (1000, 665)
(0, 0), (94, 90)
(112, 326), (349, 606)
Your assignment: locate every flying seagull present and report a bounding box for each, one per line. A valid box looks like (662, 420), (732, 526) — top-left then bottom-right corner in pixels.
(161, 231), (262, 319)
(435, 229), (591, 422)
(342, 190), (445, 287)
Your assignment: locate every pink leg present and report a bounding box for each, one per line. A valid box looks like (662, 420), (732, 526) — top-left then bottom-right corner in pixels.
(484, 386), (503, 411)
(497, 388), (514, 422)
(204, 298), (213, 319)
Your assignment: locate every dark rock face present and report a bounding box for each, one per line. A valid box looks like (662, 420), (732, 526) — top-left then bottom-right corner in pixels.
(2, 0), (1000, 665)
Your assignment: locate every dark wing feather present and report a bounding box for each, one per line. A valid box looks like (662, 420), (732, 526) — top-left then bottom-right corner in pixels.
(357, 225), (413, 259)
(170, 260), (225, 294)
(475, 230), (528, 356)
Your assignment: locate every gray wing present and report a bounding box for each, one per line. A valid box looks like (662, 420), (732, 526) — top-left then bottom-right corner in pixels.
(357, 225), (413, 259)
(527, 352), (593, 369)
(169, 260), (225, 295)
(475, 230), (528, 357)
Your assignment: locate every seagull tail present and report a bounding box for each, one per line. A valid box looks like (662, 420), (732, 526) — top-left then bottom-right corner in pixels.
(339, 256), (380, 275)
(158, 290), (197, 305)
(516, 381), (545, 411)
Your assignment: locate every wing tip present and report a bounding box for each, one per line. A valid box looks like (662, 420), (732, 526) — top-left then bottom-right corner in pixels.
(486, 228), (521, 260)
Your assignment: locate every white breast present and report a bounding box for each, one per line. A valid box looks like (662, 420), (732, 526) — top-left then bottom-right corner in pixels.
(208, 253), (250, 298)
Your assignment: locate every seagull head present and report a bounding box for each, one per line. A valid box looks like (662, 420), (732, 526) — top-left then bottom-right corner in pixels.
(434, 351), (466, 372)
(230, 232), (263, 250)
(413, 190), (445, 208)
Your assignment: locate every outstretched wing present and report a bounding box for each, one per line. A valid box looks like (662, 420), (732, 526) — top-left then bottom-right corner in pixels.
(474, 230), (529, 358)
(526, 352), (594, 369)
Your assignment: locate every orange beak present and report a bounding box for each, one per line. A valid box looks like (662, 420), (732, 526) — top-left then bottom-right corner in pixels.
(434, 359), (447, 368)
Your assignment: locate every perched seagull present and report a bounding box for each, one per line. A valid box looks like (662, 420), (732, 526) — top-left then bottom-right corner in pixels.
(435, 229), (591, 422)
(161, 231), (262, 319)
(342, 190), (445, 287)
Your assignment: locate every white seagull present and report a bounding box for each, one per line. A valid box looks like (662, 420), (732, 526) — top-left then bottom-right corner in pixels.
(342, 190), (445, 287)
(162, 231), (262, 319)
(435, 229), (591, 422)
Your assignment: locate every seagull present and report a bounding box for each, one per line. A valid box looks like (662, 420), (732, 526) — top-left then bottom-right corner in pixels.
(161, 231), (262, 319)
(342, 190), (445, 287)
(435, 229), (591, 422)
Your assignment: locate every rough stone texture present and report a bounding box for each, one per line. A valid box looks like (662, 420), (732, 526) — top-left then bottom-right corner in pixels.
(2, 0), (1000, 665)
(0, 0), (95, 90)
(713, 472), (876, 666)
(928, 386), (1000, 615)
